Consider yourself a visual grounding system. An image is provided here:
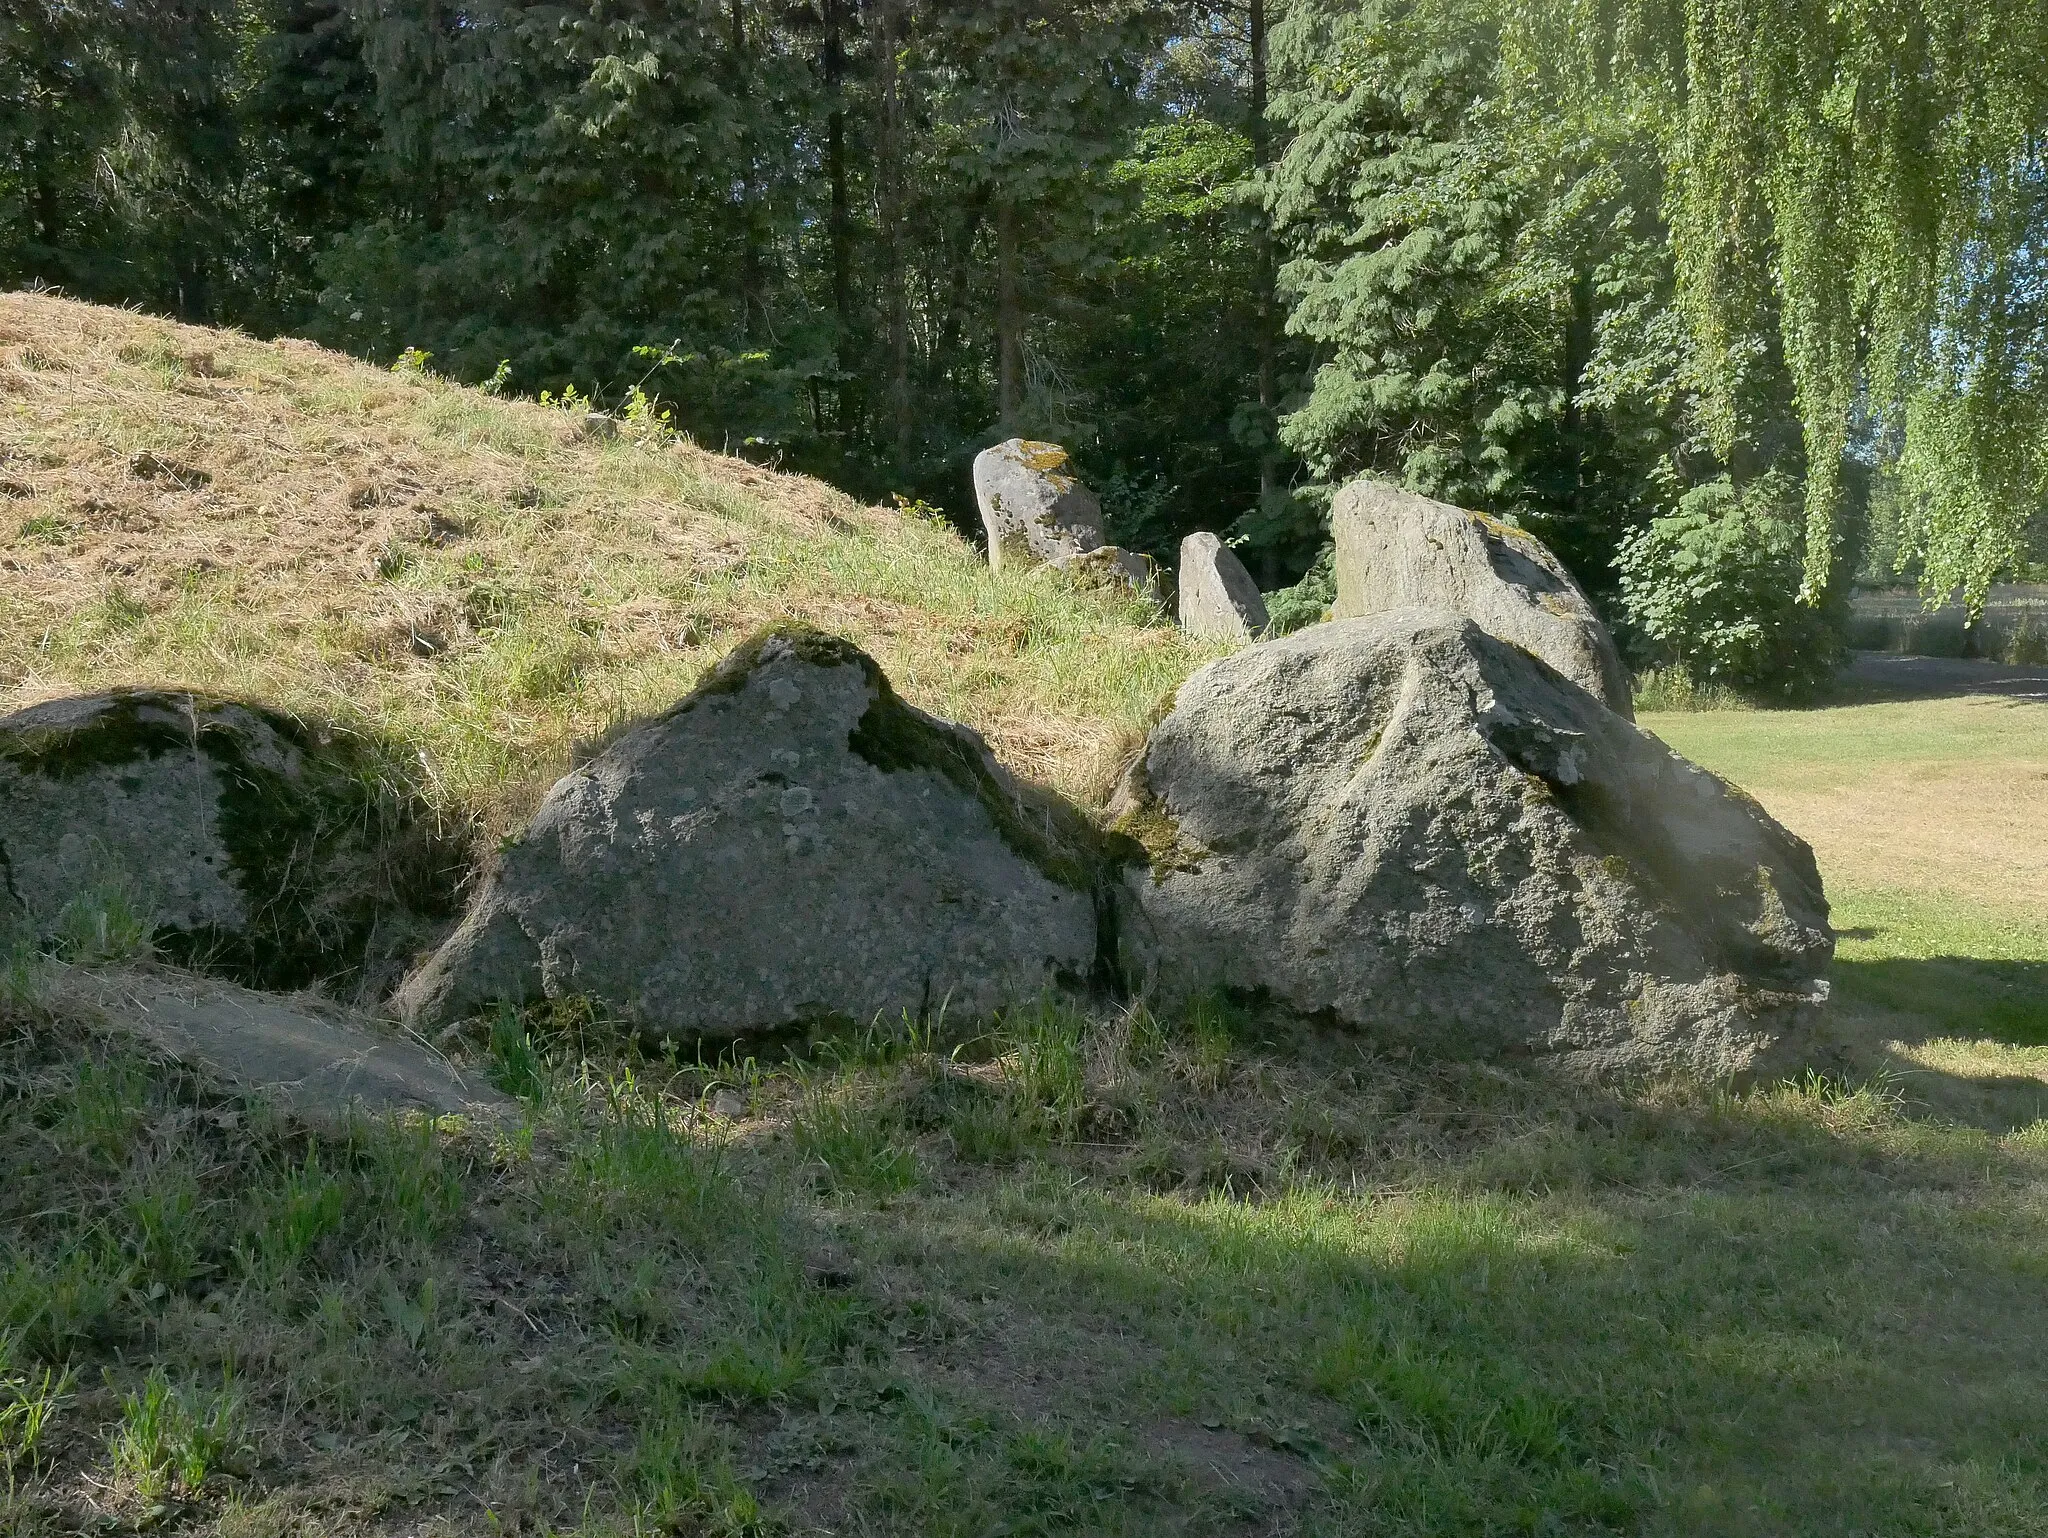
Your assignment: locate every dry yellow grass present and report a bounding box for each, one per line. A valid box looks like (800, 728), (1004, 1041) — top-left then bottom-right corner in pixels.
(0, 292), (1211, 828)
(1757, 753), (2048, 916)
(1646, 696), (2048, 929)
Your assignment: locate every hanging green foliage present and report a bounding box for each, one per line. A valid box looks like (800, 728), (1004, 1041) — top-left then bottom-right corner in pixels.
(1490, 0), (2048, 607)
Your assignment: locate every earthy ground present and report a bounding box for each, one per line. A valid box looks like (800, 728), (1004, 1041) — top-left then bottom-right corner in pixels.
(12, 745), (2048, 1537)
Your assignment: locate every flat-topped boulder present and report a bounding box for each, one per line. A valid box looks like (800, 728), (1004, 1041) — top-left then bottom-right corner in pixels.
(1177, 532), (1268, 642)
(0, 691), (457, 994)
(1111, 608), (1832, 1078)
(972, 438), (1107, 573)
(1332, 479), (1633, 716)
(393, 626), (1117, 1038)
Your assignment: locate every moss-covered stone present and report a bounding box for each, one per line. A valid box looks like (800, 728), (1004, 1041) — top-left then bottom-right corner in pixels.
(1108, 772), (1206, 882)
(1111, 801), (1203, 879)
(0, 691), (465, 994)
(686, 623), (875, 699)
(0, 695), (196, 779)
(396, 622), (1119, 1037)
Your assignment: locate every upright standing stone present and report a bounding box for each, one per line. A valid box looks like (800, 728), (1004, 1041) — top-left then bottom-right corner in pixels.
(972, 439), (1106, 573)
(1332, 478), (1634, 717)
(1176, 532), (1269, 642)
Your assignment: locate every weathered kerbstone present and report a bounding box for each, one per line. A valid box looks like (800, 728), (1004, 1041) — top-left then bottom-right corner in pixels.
(393, 626), (1115, 1038)
(1112, 608), (1832, 1078)
(1332, 479), (1633, 716)
(1055, 544), (1165, 602)
(1176, 532), (1268, 642)
(972, 439), (1106, 573)
(0, 691), (458, 994)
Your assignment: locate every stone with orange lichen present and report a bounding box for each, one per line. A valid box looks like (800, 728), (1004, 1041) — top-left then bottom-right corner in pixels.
(971, 438), (1106, 575)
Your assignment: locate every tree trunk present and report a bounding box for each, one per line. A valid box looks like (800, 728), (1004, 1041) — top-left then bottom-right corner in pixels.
(875, 0), (911, 467)
(997, 197), (1021, 433)
(730, 0), (761, 340)
(31, 147), (61, 272)
(1563, 267), (1595, 530)
(1249, 0), (1282, 584)
(936, 187), (990, 381)
(824, 0), (852, 433)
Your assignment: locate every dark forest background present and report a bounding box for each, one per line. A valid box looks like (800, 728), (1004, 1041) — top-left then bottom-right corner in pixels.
(8, 1), (2044, 693)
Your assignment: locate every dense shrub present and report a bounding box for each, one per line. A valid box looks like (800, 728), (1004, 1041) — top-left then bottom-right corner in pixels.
(1616, 476), (1844, 699)
(1262, 544), (1336, 636)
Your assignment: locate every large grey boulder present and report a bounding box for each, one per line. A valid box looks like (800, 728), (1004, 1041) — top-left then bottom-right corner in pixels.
(972, 438), (1106, 573)
(393, 626), (1113, 1038)
(1176, 532), (1269, 642)
(1111, 609), (1832, 1078)
(1332, 479), (1634, 717)
(0, 691), (458, 994)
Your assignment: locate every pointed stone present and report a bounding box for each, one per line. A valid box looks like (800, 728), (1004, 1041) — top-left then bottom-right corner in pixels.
(393, 625), (1118, 1039)
(1176, 532), (1268, 642)
(1331, 478), (1633, 717)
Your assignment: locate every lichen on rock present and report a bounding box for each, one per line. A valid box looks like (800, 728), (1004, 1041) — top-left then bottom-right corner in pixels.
(972, 438), (1108, 574)
(1106, 757), (1206, 881)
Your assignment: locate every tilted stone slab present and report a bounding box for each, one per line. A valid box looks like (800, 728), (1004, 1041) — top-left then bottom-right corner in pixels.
(972, 438), (1106, 573)
(55, 964), (512, 1118)
(1332, 478), (1633, 716)
(1176, 532), (1269, 642)
(1111, 608), (1832, 1078)
(393, 626), (1114, 1038)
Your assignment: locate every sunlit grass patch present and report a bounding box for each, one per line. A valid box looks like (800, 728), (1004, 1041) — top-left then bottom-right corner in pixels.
(0, 291), (1207, 834)
(107, 1367), (245, 1504)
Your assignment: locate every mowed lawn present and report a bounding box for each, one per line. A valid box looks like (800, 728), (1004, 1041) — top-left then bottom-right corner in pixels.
(1648, 692), (2048, 1053)
(6, 689), (2048, 1538)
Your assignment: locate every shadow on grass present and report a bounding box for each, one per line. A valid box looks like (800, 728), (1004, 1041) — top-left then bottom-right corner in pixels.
(13, 986), (2048, 1538)
(881, 1070), (2048, 1537)
(1831, 651), (2048, 705)
(1832, 955), (2048, 1045)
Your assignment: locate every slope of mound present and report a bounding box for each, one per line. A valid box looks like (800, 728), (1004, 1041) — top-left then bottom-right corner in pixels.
(0, 292), (1203, 828)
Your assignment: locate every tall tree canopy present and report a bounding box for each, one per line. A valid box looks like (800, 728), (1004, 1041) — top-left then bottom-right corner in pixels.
(4, 0), (2044, 669)
(1266, 0), (1695, 596)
